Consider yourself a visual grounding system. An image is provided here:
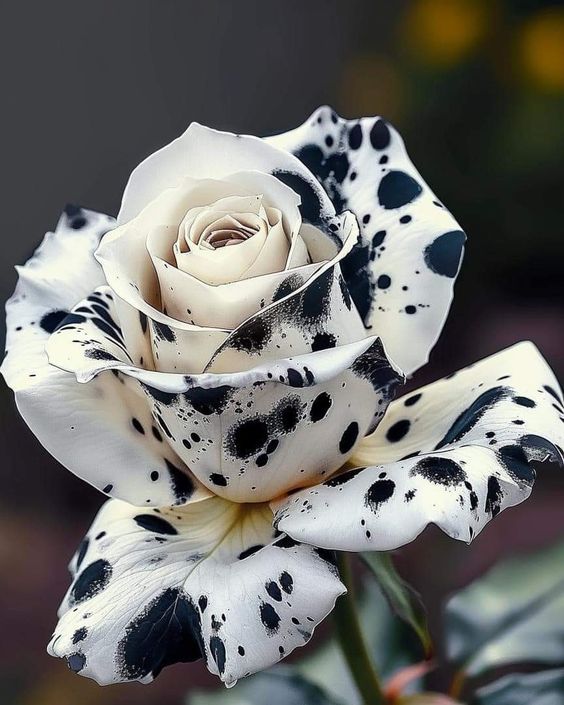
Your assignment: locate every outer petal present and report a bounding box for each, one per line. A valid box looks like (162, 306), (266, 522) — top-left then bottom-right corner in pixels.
(48, 497), (345, 686)
(273, 342), (563, 550)
(46, 288), (403, 502)
(267, 105), (466, 375)
(1, 207), (210, 506)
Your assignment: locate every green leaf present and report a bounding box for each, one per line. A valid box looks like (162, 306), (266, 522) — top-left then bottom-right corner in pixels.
(473, 668), (564, 705)
(445, 540), (564, 677)
(189, 668), (345, 705)
(361, 552), (432, 657)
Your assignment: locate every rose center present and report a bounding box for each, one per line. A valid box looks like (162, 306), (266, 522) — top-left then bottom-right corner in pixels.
(202, 219), (260, 249)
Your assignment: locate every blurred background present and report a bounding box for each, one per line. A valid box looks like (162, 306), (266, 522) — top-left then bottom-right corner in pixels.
(0, 1), (562, 703)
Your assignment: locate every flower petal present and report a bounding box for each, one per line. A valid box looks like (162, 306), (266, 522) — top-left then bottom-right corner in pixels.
(273, 342), (563, 550)
(267, 105), (466, 375)
(46, 290), (402, 502)
(1, 208), (209, 506)
(48, 497), (345, 686)
(118, 123), (342, 239)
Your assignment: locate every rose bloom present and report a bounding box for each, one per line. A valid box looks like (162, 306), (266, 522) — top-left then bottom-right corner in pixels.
(2, 106), (562, 687)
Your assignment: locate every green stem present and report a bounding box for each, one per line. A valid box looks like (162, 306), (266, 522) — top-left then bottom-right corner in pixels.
(334, 552), (387, 705)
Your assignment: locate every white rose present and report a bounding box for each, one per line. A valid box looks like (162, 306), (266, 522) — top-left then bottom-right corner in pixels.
(3, 106), (562, 688)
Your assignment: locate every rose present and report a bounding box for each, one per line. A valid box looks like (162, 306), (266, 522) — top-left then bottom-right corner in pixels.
(3, 106), (562, 688)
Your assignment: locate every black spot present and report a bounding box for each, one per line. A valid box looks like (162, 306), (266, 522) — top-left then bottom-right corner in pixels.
(267, 439), (279, 454)
(141, 383), (178, 406)
(231, 317), (270, 354)
(311, 332), (337, 352)
(372, 230), (386, 247)
(153, 321), (176, 343)
(256, 453), (269, 467)
(498, 445), (536, 485)
(134, 514), (178, 535)
(485, 476), (503, 517)
(209, 473), (228, 486)
(85, 348), (119, 362)
(544, 385), (563, 405)
(351, 338), (402, 392)
(339, 422), (359, 454)
(405, 305), (417, 314)
(339, 241), (373, 322)
(150, 471), (159, 481)
(424, 230), (466, 278)
(117, 588), (202, 679)
(301, 269), (332, 320)
(310, 392), (332, 422)
(266, 581), (282, 601)
(238, 544), (264, 560)
(238, 645), (245, 656)
(166, 459), (195, 503)
(411, 456), (466, 486)
(514, 396), (536, 408)
(272, 170), (322, 224)
(209, 636), (226, 675)
(102, 484), (113, 494)
(377, 274), (391, 289)
(72, 627), (88, 644)
(40, 309), (69, 333)
(280, 402), (300, 432)
(184, 386), (232, 415)
(67, 652), (86, 672)
(279, 571), (294, 594)
(132, 418), (144, 434)
(260, 602), (281, 632)
(139, 312), (148, 334)
(70, 560), (112, 605)
(229, 418), (268, 458)
(404, 393), (422, 407)
(198, 595), (208, 612)
(435, 386), (510, 449)
(324, 467), (365, 487)
(287, 369), (304, 387)
(378, 171), (422, 209)
(386, 419), (411, 442)
(364, 479), (396, 512)
(272, 273), (304, 303)
(274, 535), (299, 549)
(370, 119), (391, 150)
(348, 123), (363, 150)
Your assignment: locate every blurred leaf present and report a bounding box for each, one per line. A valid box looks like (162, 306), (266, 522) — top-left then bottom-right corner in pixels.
(445, 540), (564, 677)
(189, 668), (344, 705)
(473, 668), (564, 705)
(362, 552), (432, 657)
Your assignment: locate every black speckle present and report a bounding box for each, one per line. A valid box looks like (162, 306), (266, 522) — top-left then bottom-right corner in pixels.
(424, 230), (466, 278)
(311, 332), (336, 352)
(279, 571), (294, 594)
(411, 456), (466, 486)
(377, 274), (391, 289)
(324, 467), (365, 487)
(339, 422), (359, 454)
(485, 476), (503, 517)
(117, 588), (202, 679)
(386, 419), (411, 442)
(166, 459), (195, 503)
(370, 119), (391, 150)
(348, 123), (363, 150)
(310, 392), (332, 422)
(67, 652), (86, 672)
(209, 473), (228, 487)
(134, 514), (178, 535)
(378, 170), (422, 209)
(70, 560), (112, 605)
(266, 581), (282, 601)
(404, 393), (422, 407)
(184, 386), (232, 415)
(238, 544), (264, 560)
(153, 321), (176, 343)
(40, 309), (69, 334)
(514, 396), (536, 408)
(364, 479), (395, 512)
(272, 170), (322, 224)
(229, 418), (268, 458)
(132, 418), (144, 434)
(260, 602), (281, 632)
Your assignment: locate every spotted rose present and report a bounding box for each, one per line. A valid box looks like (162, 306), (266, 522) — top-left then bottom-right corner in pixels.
(2, 106), (562, 687)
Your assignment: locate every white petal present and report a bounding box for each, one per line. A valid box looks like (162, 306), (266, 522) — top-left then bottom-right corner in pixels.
(267, 105), (466, 375)
(48, 497), (345, 686)
(1, 208), (209, 506)
(273, 342), (563, 550)
(46, 294), (402, 502)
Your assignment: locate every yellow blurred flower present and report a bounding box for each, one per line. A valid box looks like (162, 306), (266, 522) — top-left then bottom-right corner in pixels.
(339, 54), (403, 120)
(403, 0), (489, 67)
(520, 8), (564, 92)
